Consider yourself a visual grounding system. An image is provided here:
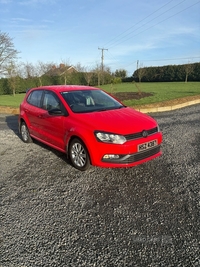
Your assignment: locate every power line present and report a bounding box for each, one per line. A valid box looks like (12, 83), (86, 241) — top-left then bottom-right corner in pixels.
(123, 56), (200, 75)
(107, 0), (200, 49)
(136, 56), (200, 62)
(108, 0), (185, 47)
(103, 0), (176, 48)
(97, 1), (200, 74)
(104, 48), (200, 69)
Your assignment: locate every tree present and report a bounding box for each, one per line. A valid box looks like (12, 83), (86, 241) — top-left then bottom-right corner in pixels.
(93, 63), (101, 86)
(75, 62), (85, 72)
(0, 31), (19, 76)
(184, 63), (194, 83)
(21, 61), (35, 78)
(135, 63), (146, 83)
(82, 67), (93, 85)
(103, 66), (113, 85)
(115, 69), (127, 78)
(5, 61), (19, 96)
(35, 61), (55, 86)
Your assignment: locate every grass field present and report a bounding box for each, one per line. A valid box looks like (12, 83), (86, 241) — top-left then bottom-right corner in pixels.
(0, 82), (199, 108)
(100, 82), (200, 106)
(0, 93), (25, 108)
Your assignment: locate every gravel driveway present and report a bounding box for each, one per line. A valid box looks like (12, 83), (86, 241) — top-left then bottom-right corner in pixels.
(0, 104), (199, 267)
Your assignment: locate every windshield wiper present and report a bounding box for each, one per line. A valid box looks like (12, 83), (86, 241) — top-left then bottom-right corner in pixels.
(96, 108), (109, 112)
(96, 106), (125, 112)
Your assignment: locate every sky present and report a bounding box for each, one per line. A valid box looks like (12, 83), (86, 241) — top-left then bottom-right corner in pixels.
(0, 0), (200, 76)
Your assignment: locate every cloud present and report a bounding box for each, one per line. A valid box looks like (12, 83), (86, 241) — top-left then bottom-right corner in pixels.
(19, 0), (56, 5)
(11, 17), (32, 22)
(169, 26), (198, 37)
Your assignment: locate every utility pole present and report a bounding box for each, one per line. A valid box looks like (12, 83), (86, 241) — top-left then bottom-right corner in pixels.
(98, 47), (108, 85)
(137, 60), (139, 70)
(136, 60), (139, 82)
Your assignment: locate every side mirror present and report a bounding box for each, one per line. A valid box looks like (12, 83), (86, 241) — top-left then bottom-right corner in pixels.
(48, 108), (64, 116)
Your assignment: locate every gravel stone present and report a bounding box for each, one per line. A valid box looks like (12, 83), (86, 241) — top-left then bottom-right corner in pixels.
(0, 105), (199, 267)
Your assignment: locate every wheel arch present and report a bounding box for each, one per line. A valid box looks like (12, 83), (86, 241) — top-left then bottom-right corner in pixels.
(66, 135), (93, 165)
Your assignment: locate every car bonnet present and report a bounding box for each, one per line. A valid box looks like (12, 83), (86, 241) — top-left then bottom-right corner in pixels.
(72, 107), (157, 134)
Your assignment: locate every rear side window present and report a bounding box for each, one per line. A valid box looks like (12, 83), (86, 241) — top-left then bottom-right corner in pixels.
(27, 90), (43, 108)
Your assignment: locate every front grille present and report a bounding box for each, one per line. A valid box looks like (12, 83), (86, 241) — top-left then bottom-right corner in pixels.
(125, 127), (158, 141)
(102, 146), (161, 164)
(127, 146), (160, 163)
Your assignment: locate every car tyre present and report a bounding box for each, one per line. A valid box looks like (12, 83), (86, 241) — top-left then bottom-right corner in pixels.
(69, 138), (90, 171)
(20, 122), (33, 143)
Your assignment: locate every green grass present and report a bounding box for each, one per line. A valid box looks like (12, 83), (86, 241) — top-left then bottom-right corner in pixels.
(0, 82), (199, 108)
(100, 82), (200, 106)
(0, 93), (25, 108)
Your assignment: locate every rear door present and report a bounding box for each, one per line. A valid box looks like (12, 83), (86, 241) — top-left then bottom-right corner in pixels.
(25, 89), (45, 139)
(38, 90), (67, 150)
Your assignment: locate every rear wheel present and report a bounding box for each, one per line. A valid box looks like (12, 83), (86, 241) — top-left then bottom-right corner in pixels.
(20, 122), (32, 143)
(68, 138), (90, 171)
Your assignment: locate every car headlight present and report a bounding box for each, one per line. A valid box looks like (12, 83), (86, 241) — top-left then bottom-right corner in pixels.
(95, 131), (126, 144)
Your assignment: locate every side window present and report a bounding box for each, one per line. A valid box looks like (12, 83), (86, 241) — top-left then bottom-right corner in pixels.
(42, 91), (61, 111)
(27, 90), (43, 108)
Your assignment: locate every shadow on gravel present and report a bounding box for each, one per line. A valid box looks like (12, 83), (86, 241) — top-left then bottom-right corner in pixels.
(5, 115), (19, 135)
(4, 114), (73, 167)
(33, 139), (72, 166)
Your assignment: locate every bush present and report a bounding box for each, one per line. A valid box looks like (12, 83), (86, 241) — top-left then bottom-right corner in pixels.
(112, 77), (122, 84)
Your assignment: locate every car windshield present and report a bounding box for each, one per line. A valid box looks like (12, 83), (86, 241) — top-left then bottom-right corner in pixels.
(61, 89), (124, 113)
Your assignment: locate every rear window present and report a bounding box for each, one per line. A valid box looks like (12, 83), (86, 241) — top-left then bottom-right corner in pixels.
(27, 90), (43, 108)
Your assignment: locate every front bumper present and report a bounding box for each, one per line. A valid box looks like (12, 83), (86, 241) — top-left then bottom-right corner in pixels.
(90, 132), (162, 168)
(102, 145), (161, 164)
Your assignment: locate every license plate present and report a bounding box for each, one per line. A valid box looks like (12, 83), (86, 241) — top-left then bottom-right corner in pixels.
(138, 139), (158, 152)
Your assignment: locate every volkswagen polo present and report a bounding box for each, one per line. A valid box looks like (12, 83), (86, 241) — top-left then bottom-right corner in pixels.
(18, 85), (162, 171)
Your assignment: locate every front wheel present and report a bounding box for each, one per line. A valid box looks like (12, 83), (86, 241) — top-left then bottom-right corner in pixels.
(20, 122), (32, 143)
(68, 138), (90, 171)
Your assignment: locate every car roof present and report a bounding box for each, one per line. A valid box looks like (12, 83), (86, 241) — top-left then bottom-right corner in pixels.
(29, 85), (99, 93)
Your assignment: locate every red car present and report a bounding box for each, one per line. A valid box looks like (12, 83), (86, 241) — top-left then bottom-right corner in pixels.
(18, 85), (162, 171)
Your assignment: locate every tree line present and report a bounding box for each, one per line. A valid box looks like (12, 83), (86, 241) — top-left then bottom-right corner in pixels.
(133, 62), (200, 83)
(0, 62), (125, 95)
